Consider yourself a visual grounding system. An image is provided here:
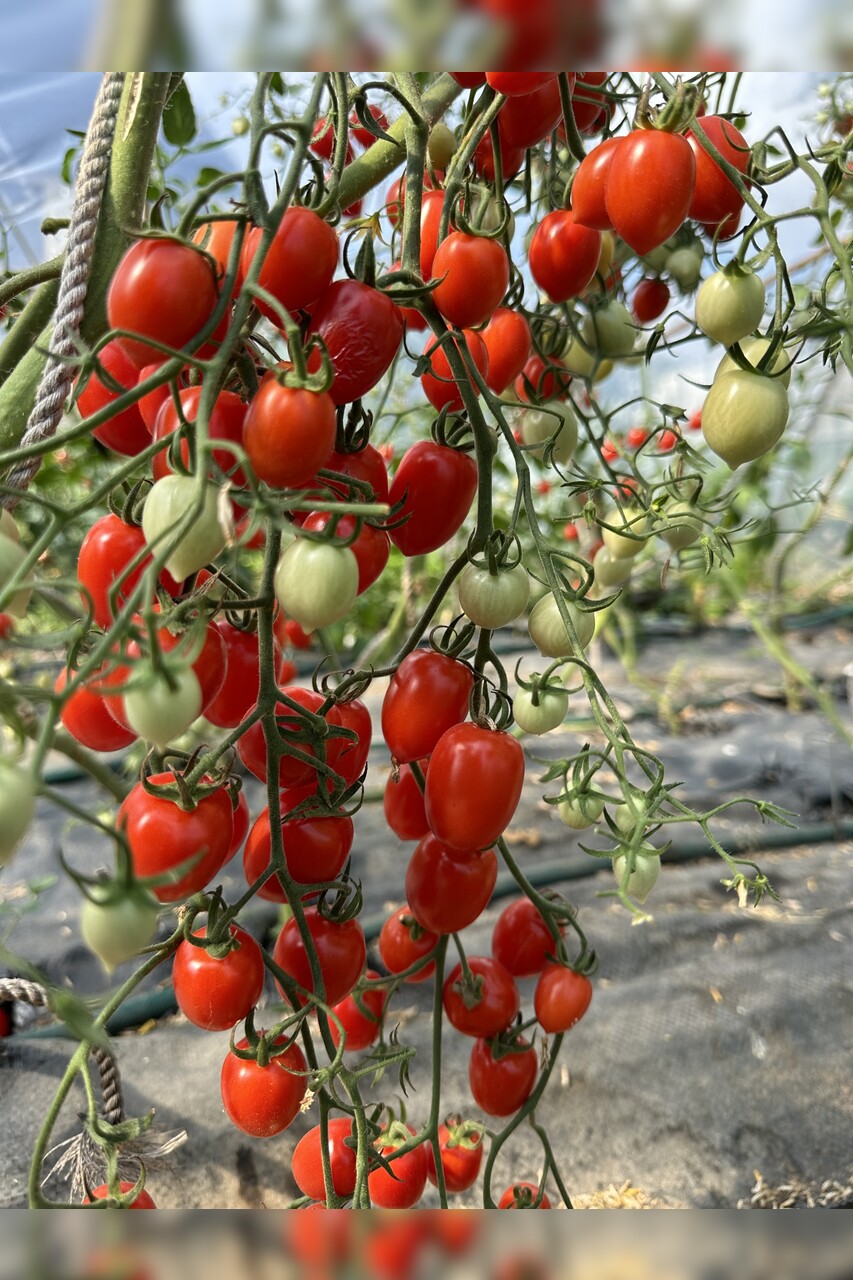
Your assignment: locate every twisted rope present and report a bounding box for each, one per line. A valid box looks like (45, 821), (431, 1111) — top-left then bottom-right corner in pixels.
(2, 71), (125, 511)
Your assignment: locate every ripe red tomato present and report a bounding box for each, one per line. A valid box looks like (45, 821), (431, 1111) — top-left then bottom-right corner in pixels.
(119, 775), (234, 903)
(285, 1204), (354, 1265)
(529, 210), (602, 302)
(136, 362), (178, 433)
(570, 72), (609, 134)
(514, 352), (572, 403)
(430, 232), (510, 329)
(658, 428), (678, 451)
(328, 696), (372, 785)
(626, 426), (649, 449)
(56, 668), (137, 751)
(687, 115), (749, 230)
(76, 340), (151, 456)
(443, 956), (519, 1038)
(378, 906), (437, 982)
(350, 104), (390, 148)
(0, 614), (13, 641)
(307, 279), (403, 405)
(381, 649), (473, 764)
(78, 514), (150, 629)
(323, 444), (390, 504)
(84, 1183), (156, 1209)
(425, 723), (524, 853)
(291, 1117), (357, 1201)
(473, 131), (525, 183)
(468, 1037), (538, 1116)
(369, 1125), (428, 1209)
(302, 511), (390, 595)
(498, 1182), (552, 1209)
(534, 963), (593, 1033)
(426, 1120), (484, 1193)
(225, 790), (251, 860)
(152, 388), (246, 488)
(388, 440), (478, 556)
(605, 131), (696, 255)
(492, 899), (558, 977)
(632, 277), (670, 323)
(236, 688), (341, 788)
(498, 78), (563, 150)
(204, 622), (268, 729)
(384, 171), (443, 231)
(107, 237), (222, 369)
(688, 408), (703, 431)
(421, 329), (489, 413)
(242, 375), (336, 489)
(482, 307), (532, 395)
(486, 73), (557, 97)
(273, 908), (366, 1007)
(309, 117), (340, 161)
(451, 73), (487, 88)
(571, 137), (621, 231)
(193, 219), (244, 294)
(329, 970), (388, 1052)
(241, 207), (338, 321)
(383, 759), (429, 841)
(220, 1036), (307, 1137)
(172, 924), (265, 1031)
(406, 835), (497, 935)
(243, 787), (354, 896)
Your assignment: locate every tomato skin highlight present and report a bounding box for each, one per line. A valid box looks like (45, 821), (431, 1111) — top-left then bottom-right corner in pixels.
(388, 440), (478, 556)
(381, 649), (473, 765)
(172, 924), (265, 1031)
(431, 232), (510, 330)
(307, 279), (403, 405)
(220, 1036), (307, 1138)
(534, 963), (593, 1033)
(425, 723), (525, 853)
(406, 835), (497, 935)
(468, 1037), (538, 1117)
(529, 210), (602, 302)
(273, 908), (366, 1008)
(605, 130), (696, 255)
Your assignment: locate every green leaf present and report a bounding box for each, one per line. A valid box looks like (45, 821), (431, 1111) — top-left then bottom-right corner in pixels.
(61, 147), (78, 186)
(48, 990), (112, 1052)
(163, 79), (196, 148)
(197, 167), (226, 188)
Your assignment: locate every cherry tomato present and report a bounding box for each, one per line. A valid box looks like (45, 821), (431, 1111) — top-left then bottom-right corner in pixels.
(451, 73), (487, 88)
(492, 899), (558, 977)
(225, 790), (251, 860)
(570, 72), (609, 134)
(220, 1036), (307, 1137)
(406, 836), (497, 935)
(243, 787), (354, 896)
(529, 210), (602, 302)
(309, 117), (341, 161)
(571, 137), (621, 231)
(118, 774), (234, 903)
(605, 131), (696, 256)
(425, 723), (524, 853)
(328, 696), (372, 785)
(431, 232), (510, 329)
(291, 1117), (357, 1201)
(534, 963), (593, 1033)
(369, 1125), (427, 1209)
(286, 1205), (354, 1265)
(383, 759), (429, 841)
(172, 924), (265, 1031)
(329, 970), (388, 1052)
(421, 329), (489, 413)
(498, 78), (563, 150)
(426, 1120), (484, 1193)
(204, 622), (267, 729)
(632, 277), (670, 322)
(193, 218), (244, 294)
(273, 908), (366, 1007)
(126, 614), (227, 715)
(302, 511), (390, 594)
(443, 956), (519, 1038)
(241, 207), (338, 321)
(78, 514), (149, 629)
(242, 374), (336, 489)
(687, 116), (749, 230)
(481, 307), (532, 395)
(323, 444), (390, 504)
(486, 72), (557, 97)
(350, 104), (390, 148)
(658, 428), (678, 451)
(514, 353), (572, 403)
(76, 341), (151, 456)
(0, 614), (13, 641)
(136, 362), (182, 434)
(381, 649), (473, 764)
(236, 687), (341, 788)
(307, 279), (403, 405)
(56, 668), (137, 751)
(388, 440), (478, 556)
(498, 1182), (552, 1209)
(378, 906), (437, 983)
(151, 385), (247, 486)
(472, 130), (525, 183)
(468, 1037), (538, 1116)
(84, 1183), (156, 1209)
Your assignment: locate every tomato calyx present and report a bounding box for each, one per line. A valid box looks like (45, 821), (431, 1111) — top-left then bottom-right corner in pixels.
(502, 1181), (550, 1210)
(315, 876), (364, 927)
(482, 1025), (536, 1063)
(635, 77), (700, 136)
(138, 750), (237, 812)
(228, 1009), (305, 1071)
(441, 1114), (484, 1153)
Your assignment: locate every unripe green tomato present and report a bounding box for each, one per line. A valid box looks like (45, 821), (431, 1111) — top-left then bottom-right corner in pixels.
(0, 532), (31, 618)
(0, 510), (20, 543)
(581, 301), (637, 358)
(81, 887), (160, 972)
(602, 507), (649, 560)
(513, 684), (569, 734)
(558, 793), (604, 829)
(612, 845), (661, 903)
(124, 665), (202, 752)
(458, 562), (530, 629)
(142, 475), (226, 582)
(702, 370), (789, 470)
(695, 267), (765, 348)
(593, 546), (634, 589)
(528, 592), (595, 657)
(274, 540), (359, 632)
(519, 402), (578, 467)
(715, 335), (792, 387)
(561, 336), (598, 378)
(428, 122), (457, 170)
(0, 760), (36, 866)
(612, 796), (647, 836)
(666, 246), (703, 292)
(662, 501), (703, 550)
(469, 186), (515, 236)
(642, 244), (671, 273)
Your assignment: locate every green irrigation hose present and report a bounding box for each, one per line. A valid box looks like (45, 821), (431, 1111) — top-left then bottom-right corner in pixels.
(13, 819), (853, 1042)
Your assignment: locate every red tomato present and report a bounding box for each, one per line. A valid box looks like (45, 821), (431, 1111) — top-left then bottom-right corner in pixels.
(241, 207), (338, 321)
(84, 1183), (156, 1209)
(383, 759), (429, 840)
(482, 307), (532, 394)
(492, 899), (558, 977)
(443, 956), (519, 1038)
(220, 1036), (307, 1137)
(302, 511), (390, 595)
(242, 375), (336, 489)
(688, 408), (702, 431)
(426, 1121), (483, 1193)
(658, 428), (678, 451)
(571, 137), (621, 231)
(236, 689), (343, 789)
(151, 385), (247, 485)
(285, 1204), (354, 1265)
(406, 836), (497, 935)
(388, 439), (478, 555)
(534, 963), (593, 1033)
(78, 514), (150, 629)
(421, 329), (489, 413)
(384, 170), (443, 229)
(498, 1183), (552, 1209)
(107, 237), (222, 369)
(563, 521), (578, 542)
(570, 72), (609, 134)
(350, 104), (390, 148)
(425, 723), (524, 853)
(329, 970), (388, 1052)
(0, 614), (13, 641)
(514, 352), (571, 403)
(56, 668), (137, 751)
(626, 426), (649, 449)
(204, 623), (267, 729)
(291, 1117), (357, 1201)
(498, 78), (563, 150)
(172, 924), (265, 1031)
(378, 906), (437, 982)
(369, 1125), (427, 1209)
(118, 774), (234, 903)
(601, 438), (620, 462)
(126, 614), (227, 715)
(77, 341), (151, 456)
(687, 115), (749, 229)
(193, 219), (243, 294)
(605, 131), (696, 255)
(468, 1037), (538, 1116)
(323, 444), (390, 504)
(486, 73), (557, 97)
(381, 649), (473, 764)
(328, 696), (372, 785)
(136, 362), (174, 433)
(632, 277), (670, 322)
(243, 787), (354, 896)
(282, 618), (312, 650)
(309, 117), (340, 162)
(472, 131), (525, 183)
(430, 232), (510, 329)
(307, 279), (403, 405)
(225, 790), (251, 860)
(273, 908), (366, 1007)
(529, 210), (602, 302)
(452, 73), (487, 88)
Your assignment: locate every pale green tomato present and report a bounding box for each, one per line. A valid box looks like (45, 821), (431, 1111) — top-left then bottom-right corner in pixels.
(81, 887), (160, 973)
(0, 510), (20, 543)
(528, 592), (595, 657)
(593, 546), (634, 589)
(666, 246), (703, 291)
(0, 532), (32, 618)
(642, 244), (671, 273)
(519, 402), (578, 467)
(581, 301), (637, 358)
(560, 335), (598, 378)
(661, 501), (703, 550)
(702, 370), (789, 470)
(715, 335), (792, 387)
(458, 562), (530, 629)
(142, 475), (226, 582)
(513, 684), (569, 734)
(469, 185), (515, 236)
(602, 507), (649, 560)
(612, 796), (648, 837)
(124, 665), (203, 752)
(613, 846), (661, 903)
(695, 267), (765, 348)
(0, 760), (36, 867)
(274, 539), (359, 633)
(593, 357), (615, 382)
(428, 122), (457, 170)
(558, 793), (604, 829)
